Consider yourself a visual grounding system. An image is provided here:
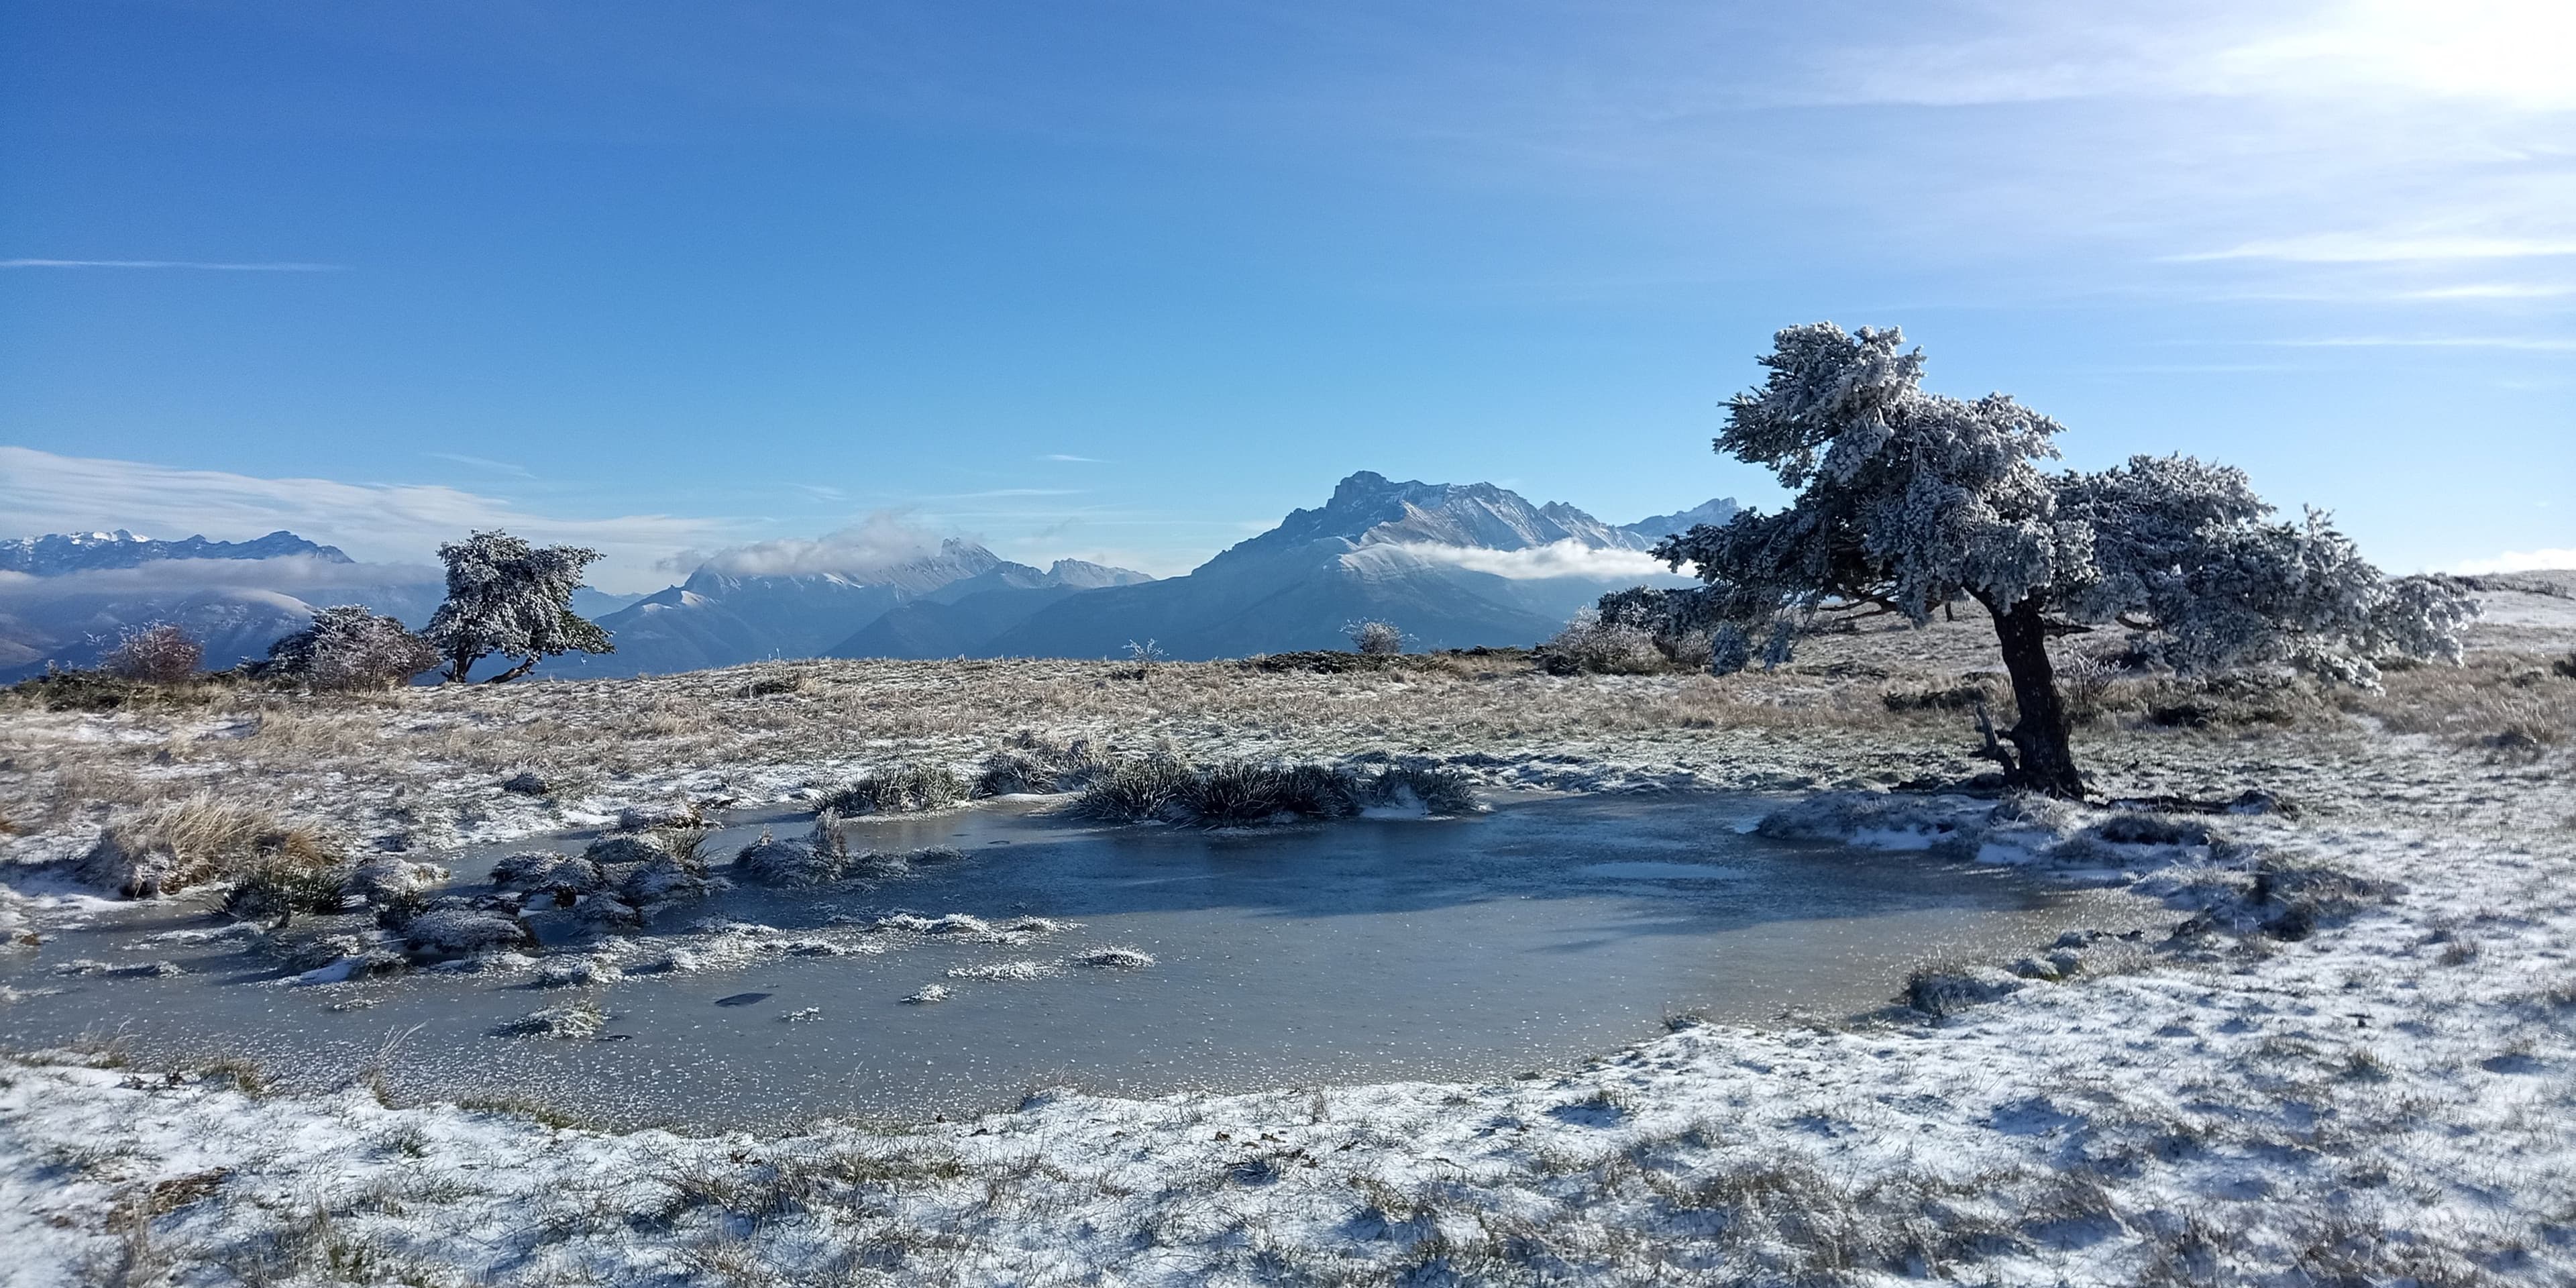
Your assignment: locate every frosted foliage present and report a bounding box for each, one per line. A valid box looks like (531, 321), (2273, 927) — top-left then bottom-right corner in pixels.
(2055, 458), (2475, 683)
(102, 622), (202, 683)
(1658, 323), (2473, 685)
(423, 531), (612, 682)
(266, 605), (439, 690)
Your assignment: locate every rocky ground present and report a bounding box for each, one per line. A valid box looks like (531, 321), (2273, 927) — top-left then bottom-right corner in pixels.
(1, 587), (2571, 1285)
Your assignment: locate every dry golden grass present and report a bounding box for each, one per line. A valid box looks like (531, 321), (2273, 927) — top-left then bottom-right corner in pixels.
(2357, 650), (2576, 749)
(86, 792), (340, 895)
(3, 608), (2567, 859)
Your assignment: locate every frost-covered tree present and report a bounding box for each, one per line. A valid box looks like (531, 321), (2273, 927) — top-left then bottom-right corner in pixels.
(422, 532), (613, 683)
(102, 622), (203, 684)
(266, 605), (441, 690)
(1346, 619), (1405, 655)
(1656, 323), (2475, 797)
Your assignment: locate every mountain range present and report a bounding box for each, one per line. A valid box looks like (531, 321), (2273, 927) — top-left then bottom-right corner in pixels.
(0, 474), (1735, 680)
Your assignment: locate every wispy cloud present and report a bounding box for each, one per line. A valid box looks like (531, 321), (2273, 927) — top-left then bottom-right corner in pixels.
(1038, 453), (1106, 463)
(2265, 336), (2576, 352)
(425, 451), (535, 479)
(2457, 547), (2576, 575)
(2395, 283), (2576, 300)
(2168, 234), (2576, 264)
(928, 488), (1085, 499)
(2, 258), (347, 272)
(0, 447), (725, 592)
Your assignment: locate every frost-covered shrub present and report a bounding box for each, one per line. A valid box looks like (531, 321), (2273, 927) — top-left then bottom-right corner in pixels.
(615, 802), (702, 832)
(1070, 947), (1155, 969)
(264, 606), (439, 690)
(620, 856), (712, 910)
(1905, 966), (2025, 1018)
(733, 820), (849, 885)
(490, 852), (605, 900)
(1346, 619), (1405, 655)
(421, 530), (613, 683)
(1595, 586), (1727, 667)
(400, 904), (537, 959)
(222, 859), (350, 923)
(1707, 623), (1752, 676)
(582, 834), (669, 868)
(822, 763), (966, 815)
(496, 1002), (604, 1040)
(346, 855), (446, 904)
(102, 623), (203, 684)
(1536, 609), (1666, 676)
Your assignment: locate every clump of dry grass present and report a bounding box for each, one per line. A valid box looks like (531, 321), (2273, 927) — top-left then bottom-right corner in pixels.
(821, 762), (967, 814)
(73, 793), (342, 899)
(2358, 649), (2576, 750)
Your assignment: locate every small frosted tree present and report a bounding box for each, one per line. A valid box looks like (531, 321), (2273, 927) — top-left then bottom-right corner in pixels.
(1656, 323), (2475, 797)
(266, 605), (441, 690)
(1346, 619), (1405, 655)
(103, 622), (203, 684)
(422, 531), (613, 683)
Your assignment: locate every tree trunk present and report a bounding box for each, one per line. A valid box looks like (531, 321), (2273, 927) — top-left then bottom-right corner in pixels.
(484, 655), (540, 684)
(1978, 593), (2086, 798)
(443, 650), (481, 684)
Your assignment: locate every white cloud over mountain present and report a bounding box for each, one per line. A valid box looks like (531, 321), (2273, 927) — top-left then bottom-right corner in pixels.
(0, 447), (729, 592)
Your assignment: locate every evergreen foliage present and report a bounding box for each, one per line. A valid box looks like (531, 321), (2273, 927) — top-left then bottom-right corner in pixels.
(421, 531), (612, 683)
(1655, 322), (2475, 796)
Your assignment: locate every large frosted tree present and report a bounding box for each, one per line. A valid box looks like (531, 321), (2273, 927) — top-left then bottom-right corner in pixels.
(1656, 323), (2475, 797)
(423, 531), (614, 683)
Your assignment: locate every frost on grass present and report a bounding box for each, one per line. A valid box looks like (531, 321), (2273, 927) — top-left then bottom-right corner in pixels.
(489, 852), (604, 901)
(69, 795), (341, 900)
(1069, 947), (1155, 969)
(494, 1001), (604, 1040)
(947, 959), (1059, 981)
(820, 762), (967, 815)
(398, 905), (537, 961)
(530, 955), (622, 989)
(1071, 757), (1481, 826)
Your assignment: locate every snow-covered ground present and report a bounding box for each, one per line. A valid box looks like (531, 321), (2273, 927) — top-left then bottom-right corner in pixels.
(3, 596), (2571, 1285)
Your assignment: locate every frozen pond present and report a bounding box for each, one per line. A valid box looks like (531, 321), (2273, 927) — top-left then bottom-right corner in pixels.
(0, 794), (2149, 1130)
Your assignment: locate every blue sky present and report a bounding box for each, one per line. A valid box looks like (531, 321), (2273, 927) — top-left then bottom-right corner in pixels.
(3, 0), (2569, 591)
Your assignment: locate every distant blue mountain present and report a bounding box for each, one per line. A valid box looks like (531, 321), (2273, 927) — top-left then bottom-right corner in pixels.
(0, 529), (352, 576)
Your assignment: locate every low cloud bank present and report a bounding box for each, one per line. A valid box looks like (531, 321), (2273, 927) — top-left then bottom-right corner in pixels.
(1379, 540), (1678, 581)
(672, 513), (953, 579)
(0, 555), (440, 607)
(2456, 548), (2576, 576)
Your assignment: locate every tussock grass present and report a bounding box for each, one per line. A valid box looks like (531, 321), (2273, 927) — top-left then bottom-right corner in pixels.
(2358, 649), (2576, 749)
(1073, 758), (1481, 826)
(74, 793), (343, 899)
(821, 763), (967, 815)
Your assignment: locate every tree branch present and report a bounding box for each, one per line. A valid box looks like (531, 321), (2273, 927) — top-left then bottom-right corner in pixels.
(483, 655), (541, 684)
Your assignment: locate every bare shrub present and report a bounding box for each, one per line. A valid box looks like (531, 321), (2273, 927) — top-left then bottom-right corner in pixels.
(102, 623), (203, 684)
(1346, 620), (1405, 655)
(264, 606), (439, 691)
(1537, 609), (1666, 676)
